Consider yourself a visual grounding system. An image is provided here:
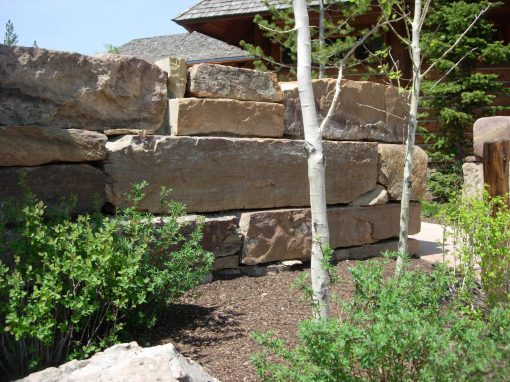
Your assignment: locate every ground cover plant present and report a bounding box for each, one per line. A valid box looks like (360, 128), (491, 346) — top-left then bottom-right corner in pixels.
(0, 182), (214, 379)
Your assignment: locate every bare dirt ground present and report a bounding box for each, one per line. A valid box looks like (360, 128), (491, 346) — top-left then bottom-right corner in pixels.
(132, 258), (433, 382)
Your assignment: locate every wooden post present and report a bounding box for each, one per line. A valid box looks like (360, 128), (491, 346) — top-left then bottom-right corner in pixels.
(483, 139), (510, 207)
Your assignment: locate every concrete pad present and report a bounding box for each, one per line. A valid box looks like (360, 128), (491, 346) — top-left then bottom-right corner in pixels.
(409, 222), (459, 268)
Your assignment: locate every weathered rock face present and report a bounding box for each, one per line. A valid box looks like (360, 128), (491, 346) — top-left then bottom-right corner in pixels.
(333, 238), (420, 261)
(0, 125), (107, 166)
(349, 185), (388, 206)
(473, 116), (510, 157)
(0, 45), (167, 131)
(378, 144), (428, 200)
(177, 214), (242, 258)
(462, 161), (510, 198)
(17, 342), (218, 382)
(155, 57), (188, 99)
(169, 98), (284, 137)
(0, 164), (105, 214)
(187, 63), (283, 103)
(283, 79), (408, 142)
(214, 255), (240, 271)
(239, 203), (421, 265)
(105, 136), (378, 213)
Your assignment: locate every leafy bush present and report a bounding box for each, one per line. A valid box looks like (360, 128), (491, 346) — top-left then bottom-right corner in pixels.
(0, 182), (214, 379)
(439, 189), (510, 306)
(252, 260), (510, 381)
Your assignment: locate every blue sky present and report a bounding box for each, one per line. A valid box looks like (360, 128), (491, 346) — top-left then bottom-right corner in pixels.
(1, 0), (198, 55)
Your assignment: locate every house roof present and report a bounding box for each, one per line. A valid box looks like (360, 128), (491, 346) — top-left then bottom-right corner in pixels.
(174, 0), (323, 22)
(118, 31), (252, 64)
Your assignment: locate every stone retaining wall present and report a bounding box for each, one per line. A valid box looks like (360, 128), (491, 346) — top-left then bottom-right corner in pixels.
(0, 45), (427, 274)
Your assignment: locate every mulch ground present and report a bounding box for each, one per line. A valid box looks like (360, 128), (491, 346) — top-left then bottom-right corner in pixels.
(132, 258), (434, 382)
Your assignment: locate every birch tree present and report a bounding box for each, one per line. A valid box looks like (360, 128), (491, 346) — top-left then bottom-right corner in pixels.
(294, 0), (330, 319)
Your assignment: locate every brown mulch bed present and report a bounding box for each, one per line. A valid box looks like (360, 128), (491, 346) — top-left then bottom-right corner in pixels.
(132, 258), (434, 382)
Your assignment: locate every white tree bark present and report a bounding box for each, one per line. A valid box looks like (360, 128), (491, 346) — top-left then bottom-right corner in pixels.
(318, 0), (325, 78)
(293, 0), (330, 319)
(397, 0), (422, 274)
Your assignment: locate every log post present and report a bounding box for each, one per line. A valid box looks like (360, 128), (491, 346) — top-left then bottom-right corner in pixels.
(483, 140), (510, 208)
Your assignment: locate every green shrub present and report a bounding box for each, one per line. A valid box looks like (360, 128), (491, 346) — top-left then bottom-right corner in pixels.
(439, 189), (510, 306)
(252, 260), (510, 381)
(0, 182), (214, 379)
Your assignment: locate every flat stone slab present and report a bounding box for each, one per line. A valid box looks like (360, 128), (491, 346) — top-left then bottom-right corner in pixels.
(378, 144), (428, 200)
(333, 238), (419, 261)
(473, 116), (510, 157)
(239, 203), (421, 265)
(105, 136), (378, 213)
(187, 63), (283, 102)
(0, 45), (167, 131)
(0, 164), (105, 214)
(169, 98), (284, 138)
(0, 125), (106, 166)
(283, 79), (408, 142)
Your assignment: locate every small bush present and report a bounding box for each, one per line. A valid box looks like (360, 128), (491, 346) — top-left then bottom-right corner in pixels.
(0, 182), (214, 379)
(252, 260), (510, 381)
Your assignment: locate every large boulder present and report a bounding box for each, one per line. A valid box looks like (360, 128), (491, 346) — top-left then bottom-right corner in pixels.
(0, 125), (107, 166)
(0, 45), (167, 131)
(169, 98), (284, 137)
(378, 144), (428, 200)
(0, 164), (105, 214)
(17, 342), (218, 382)
(473, 116), (510, 157)
(155, 57), (188, 98)
(187, 63), (283, 102)
(104, 136), (378, 213)
(282, 79), (408, 142)
(239, 203), (421, 265)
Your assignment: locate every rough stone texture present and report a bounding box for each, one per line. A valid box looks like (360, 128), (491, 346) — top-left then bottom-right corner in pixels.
(169, 98), (284, 138)
(462, 161), (510, 198)
(239, 203), (421, 265)
(349, 185), (388, 206)
(333, 238), (420, 261)
(177, 214), (241, 257)
(378, 144), (428, 200)
(105, 136), (378, 213)
(214, 255), (239, 271)
(17, 342), (218, 382)
(283, 79), (408, 142)
(187, 63), (283, 102)
(155, 57), (188, 99)
(0, 164), (105, 214)
(0, 125), (106, 166)
(473, 116), (510, 157)
(104, 129), (154, 136)
(0, 45), (167, 131)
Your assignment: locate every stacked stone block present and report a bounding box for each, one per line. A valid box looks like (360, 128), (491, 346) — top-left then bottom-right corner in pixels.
(0, 45), (427, 275)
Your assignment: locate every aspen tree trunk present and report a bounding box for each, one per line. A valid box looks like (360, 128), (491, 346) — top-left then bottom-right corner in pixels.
(293, 0), (330, 319)
(318, 0), (325, 78)
(397, 0), (422, 274)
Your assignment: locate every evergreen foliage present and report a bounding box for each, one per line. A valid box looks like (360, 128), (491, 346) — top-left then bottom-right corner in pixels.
(4, 19), (18, 46)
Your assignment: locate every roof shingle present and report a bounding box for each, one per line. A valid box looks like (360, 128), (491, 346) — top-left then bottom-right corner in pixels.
(118, 31), (252, 64)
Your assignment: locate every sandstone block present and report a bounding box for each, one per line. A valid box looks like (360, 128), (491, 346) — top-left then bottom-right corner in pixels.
(169, 98), (284, 138)
(105, 136), (378, 213)
(0, 45), (167, 131)
(283, 79), (408, 142)
(473, 116), (510, 157)
(187, 63), (282, 102)
(378, 144), (428, 200)
(333, 238), (420, 261)
(239, 203), (421, 265)
(0, 125), (106, 166)
(0, 164), (105, 214)
(18, 342), (218, 382)
(349, 185), (388, 206)
(155, 57), (188, 98)
(177, 214), (241, 257)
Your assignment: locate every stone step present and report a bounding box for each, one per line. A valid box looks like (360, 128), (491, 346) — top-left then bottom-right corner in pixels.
(239, 203), (421, 265)
(105, 136), (378, 213)
(169, 98), (284, 138)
